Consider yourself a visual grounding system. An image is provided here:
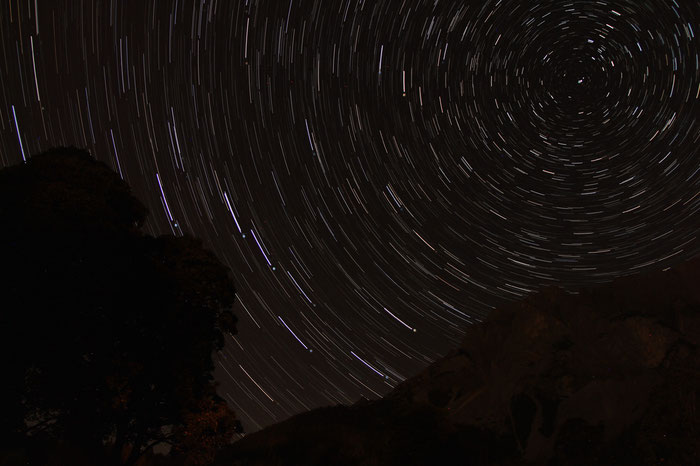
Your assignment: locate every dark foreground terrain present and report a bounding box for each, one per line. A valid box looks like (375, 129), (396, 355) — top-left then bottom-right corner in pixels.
(216, 257), (700, 466)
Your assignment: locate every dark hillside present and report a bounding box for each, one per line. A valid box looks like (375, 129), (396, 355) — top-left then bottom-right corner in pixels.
(218, 257), (700, 465)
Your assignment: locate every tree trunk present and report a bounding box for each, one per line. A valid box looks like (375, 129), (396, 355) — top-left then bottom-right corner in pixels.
(112, 426), (127, 464)
(124, 440), (144, 466)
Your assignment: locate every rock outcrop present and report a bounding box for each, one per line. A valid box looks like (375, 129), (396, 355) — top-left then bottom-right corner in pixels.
(217, 257), (700, 465)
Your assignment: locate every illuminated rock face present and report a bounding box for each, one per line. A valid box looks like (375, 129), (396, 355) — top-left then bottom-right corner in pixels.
(218, 256), (700, 465)
(388, 256), (700, 464)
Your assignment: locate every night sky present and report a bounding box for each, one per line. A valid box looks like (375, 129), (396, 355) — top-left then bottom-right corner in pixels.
(1, 0), (698, 433)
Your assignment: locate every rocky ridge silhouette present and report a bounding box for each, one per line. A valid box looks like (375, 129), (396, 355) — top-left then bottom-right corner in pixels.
(217, 256), (700, 465)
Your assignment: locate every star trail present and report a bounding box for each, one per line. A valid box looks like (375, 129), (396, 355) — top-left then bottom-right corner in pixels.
(1, 0), (698, 432)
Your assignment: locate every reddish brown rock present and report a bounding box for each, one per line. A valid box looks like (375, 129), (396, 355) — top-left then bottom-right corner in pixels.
(217, 256), (700, 465)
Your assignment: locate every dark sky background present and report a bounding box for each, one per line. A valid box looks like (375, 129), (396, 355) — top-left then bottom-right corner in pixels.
(0, 0), (698, 433)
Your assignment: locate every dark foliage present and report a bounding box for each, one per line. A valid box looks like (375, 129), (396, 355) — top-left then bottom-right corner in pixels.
(0, 147), (239, 465)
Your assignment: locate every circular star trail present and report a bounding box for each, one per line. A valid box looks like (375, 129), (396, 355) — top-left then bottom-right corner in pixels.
(1, 0), (698, 431)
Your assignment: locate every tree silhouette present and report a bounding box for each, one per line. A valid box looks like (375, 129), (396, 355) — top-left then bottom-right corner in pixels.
(0, 147), (240, 465)
(172, 393), (243, 465)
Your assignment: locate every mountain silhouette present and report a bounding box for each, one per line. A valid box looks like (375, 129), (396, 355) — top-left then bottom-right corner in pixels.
(217, 256), (700, 465)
